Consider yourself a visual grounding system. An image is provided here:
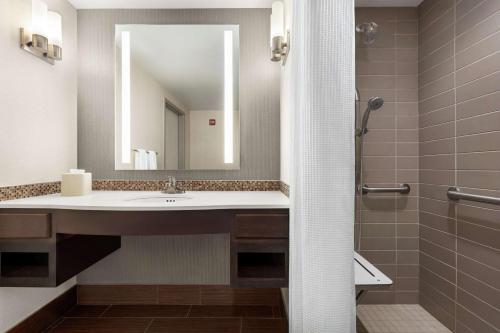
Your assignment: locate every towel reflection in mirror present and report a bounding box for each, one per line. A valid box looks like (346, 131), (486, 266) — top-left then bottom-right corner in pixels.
(133, 149), (157, 170)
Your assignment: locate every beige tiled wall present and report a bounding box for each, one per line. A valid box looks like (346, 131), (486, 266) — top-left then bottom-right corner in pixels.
(418, 0), (500, 331)
(355, 7), (420, 304)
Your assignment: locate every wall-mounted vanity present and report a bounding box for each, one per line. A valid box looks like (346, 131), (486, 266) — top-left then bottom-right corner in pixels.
(0, 191), (289, 289)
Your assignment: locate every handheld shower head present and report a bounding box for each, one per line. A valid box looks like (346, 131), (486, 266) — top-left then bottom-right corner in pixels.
(367, 96), (384, 110)
(358, 97), (384, 136)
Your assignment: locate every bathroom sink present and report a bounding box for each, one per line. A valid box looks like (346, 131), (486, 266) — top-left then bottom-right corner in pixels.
(125, 196), (192, 203)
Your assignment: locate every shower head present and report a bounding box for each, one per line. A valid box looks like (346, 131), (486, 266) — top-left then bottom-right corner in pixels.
(367, 96), (384, 110)
(356, 22), (378, 45)
(358, 97), (384, 136)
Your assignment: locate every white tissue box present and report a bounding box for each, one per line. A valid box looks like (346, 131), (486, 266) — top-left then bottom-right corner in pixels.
(61, 172), (92, 196)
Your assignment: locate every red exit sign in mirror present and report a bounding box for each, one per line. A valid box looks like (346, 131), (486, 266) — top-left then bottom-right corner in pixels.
(209, 119), (216, 126)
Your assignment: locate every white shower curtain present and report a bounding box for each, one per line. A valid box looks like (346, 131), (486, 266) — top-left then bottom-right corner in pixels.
(288, 0), (356, 332)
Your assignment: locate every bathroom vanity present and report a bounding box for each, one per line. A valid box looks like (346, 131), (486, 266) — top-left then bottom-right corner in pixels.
(0, 191), (289, 288)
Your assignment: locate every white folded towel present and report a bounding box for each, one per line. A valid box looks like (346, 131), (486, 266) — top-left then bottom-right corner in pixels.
(134, 149), (148, 170)
(147, 150), (157, 170)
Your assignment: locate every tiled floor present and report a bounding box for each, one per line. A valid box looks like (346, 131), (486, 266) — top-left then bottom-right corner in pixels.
(46, 304), (286, 333)
(357, 305), (452, 333)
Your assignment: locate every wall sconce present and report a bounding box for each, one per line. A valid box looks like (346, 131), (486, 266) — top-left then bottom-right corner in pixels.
(270, 1), (289, 65)
(20, 0), (63, 65)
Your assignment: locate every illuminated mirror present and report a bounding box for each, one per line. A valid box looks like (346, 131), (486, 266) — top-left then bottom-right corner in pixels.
(115, 24), (240, 170)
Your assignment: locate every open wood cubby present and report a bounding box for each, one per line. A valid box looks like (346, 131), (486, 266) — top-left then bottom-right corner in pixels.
(231, 213), (289, 288)
(237, 252), (286, 279)
(1, 252), (49, 278)
(0, 212), (121, 287)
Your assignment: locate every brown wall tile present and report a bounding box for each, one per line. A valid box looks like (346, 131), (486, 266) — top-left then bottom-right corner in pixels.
(420, 225), (456, 251)
(455, 0), (500, 36)
(420, 280), (455, 315)
(419, 59), (454, 87)
(458, 254), (500, 290)
(420, 293), (455, 331)
(420, 266), (455, 300)
(420, 238), (456, 267)
(457, 288), (500, 330)
(420, 252), (455, 283)
(456, 12), (500, 52)
(457, 272), (500, 312)
(458, 238), (500, 271)
(418, 1), (500, 318)
(456, 30), (500, 69)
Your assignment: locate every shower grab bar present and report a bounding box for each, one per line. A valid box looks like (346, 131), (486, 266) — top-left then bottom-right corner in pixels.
(362, 183), (410, 195)
(447, 187), (500, 206)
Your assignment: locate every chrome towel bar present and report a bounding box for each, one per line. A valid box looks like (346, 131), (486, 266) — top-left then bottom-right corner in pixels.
(447, 187), (500, 206)
(133, 149), (158, 155)
(362, 184), (410, 195)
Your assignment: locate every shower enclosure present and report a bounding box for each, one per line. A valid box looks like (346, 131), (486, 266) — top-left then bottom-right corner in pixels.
(354, 7), (420, 307)
(356, 2), (500, 332)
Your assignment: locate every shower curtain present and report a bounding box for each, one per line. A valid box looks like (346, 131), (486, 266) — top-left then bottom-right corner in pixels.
(288, 0), (356, 332)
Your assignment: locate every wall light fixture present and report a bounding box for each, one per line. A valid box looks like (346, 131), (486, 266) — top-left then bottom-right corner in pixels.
(270, 1), (289, 65)
(20, 0), (63, 64)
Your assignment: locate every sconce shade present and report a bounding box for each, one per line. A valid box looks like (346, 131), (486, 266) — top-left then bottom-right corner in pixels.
(32, 0), (48, 37)
(48, 11), (62, 47)
(270, 1), (284, 47)
(20, 0), (63, 63)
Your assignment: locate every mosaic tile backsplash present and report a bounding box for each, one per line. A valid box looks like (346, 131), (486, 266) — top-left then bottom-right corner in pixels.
(0, 182), (61, 202)
(280, 182), (290, 198)
(0, 180), (284, 201)
(92, 180), (281, 192)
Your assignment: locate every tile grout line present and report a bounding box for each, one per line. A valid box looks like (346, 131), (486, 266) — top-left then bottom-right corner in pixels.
(453, 1), (458, 330)
(455, 0), (487, 22)
(420, 6), (453, 36)
(458, 270), (500, 295)
(143, 318), (154, 333)
(455, 6), (500, 39)
(455, 27), (500, 56)
(394, 22), (400, 293)
(99, 304), (112, 317)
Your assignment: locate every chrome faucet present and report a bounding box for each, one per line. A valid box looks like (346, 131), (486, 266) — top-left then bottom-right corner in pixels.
(162, 176), (185, 194)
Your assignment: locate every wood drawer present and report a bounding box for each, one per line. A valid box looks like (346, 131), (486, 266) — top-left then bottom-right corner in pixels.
(234, 214), (288, 239)
(0, 214), (51, 239)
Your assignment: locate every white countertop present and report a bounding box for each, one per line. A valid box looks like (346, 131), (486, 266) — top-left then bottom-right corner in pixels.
(0, 191), (290, 211)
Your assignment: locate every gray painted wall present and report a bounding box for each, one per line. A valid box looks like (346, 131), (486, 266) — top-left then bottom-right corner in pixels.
(77, 9), (280, 180)
(77, 234), (229, 284)
(76, 9), (278, 284)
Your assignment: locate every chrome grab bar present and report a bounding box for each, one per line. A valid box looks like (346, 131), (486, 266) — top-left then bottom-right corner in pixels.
(447, 187), (500, 206)
(362, 183), (410, 195)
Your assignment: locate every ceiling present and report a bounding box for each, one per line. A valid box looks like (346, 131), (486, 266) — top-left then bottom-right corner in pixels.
(69, 0), (275, 9)
(116, 25), (239, 111)
(356, 0), (423, 6)
(69, 0), (423, 8)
